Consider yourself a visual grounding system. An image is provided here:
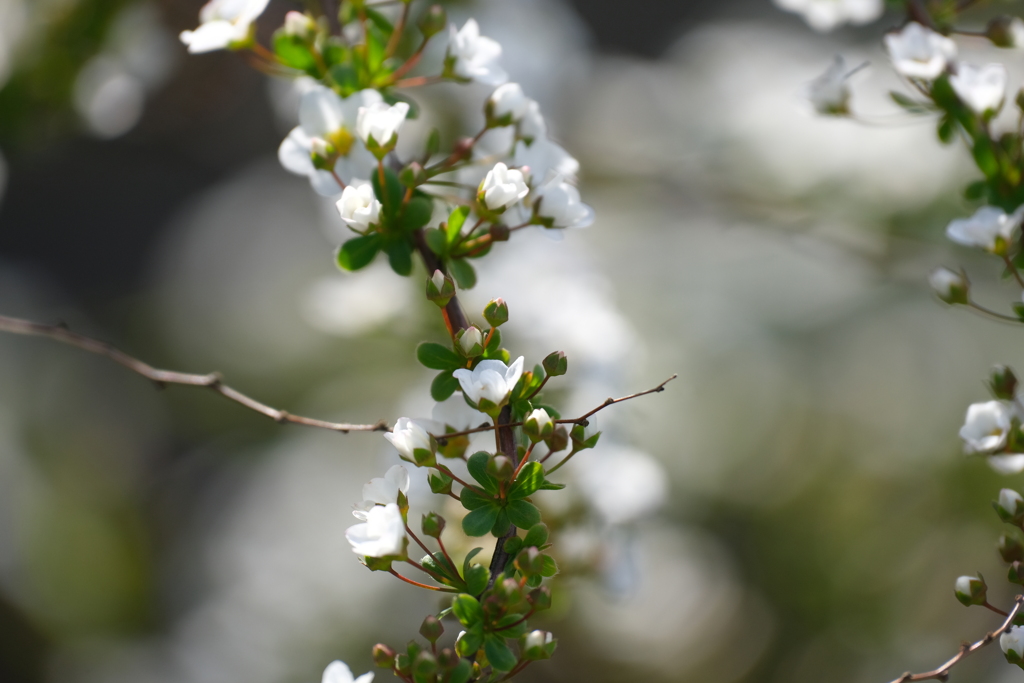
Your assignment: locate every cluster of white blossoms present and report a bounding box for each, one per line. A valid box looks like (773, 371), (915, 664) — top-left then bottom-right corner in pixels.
(345, 465), (411, 558)
(180, 0), (269, 54)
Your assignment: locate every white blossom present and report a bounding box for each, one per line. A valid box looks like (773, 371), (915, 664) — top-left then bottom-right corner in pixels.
(999, 488), (1024, 516)
(322, 660), (374, 683)
(345, 503), (406, 557)
(989, 454), (1024, 475)
(950, 63), (1007, 115)
(523, 630), (554, 651)
(489, 83), (530, 121)
(946, 206), (1021, 253)
(807, 56), (851, 115)
(959, 400), (1015, 454)
(458, 326), (484, 354)
(384, 418), (436, 461)
(353, 464), (411, 520)
(481, 162), (529, 211)
(773, 0), (883, 32)
(447, 19), (507, 86)
(283, 11), (315, 38)
(336, 182), (381, 231)
(278, 85), (380, 195)
(356, 101), (410, 147)
(180, 0), (269, 54)
(518, 100), (546, 142)
(1002, 625), (1024, 659)
(514, 138), (579, 185)
(885, 22), (957, 80)
(533, 176), (594, 229)
(1008, 17), (1024, 48)
(453, 357), (525, 410)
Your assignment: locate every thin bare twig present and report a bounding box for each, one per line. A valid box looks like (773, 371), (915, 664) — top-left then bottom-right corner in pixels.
(0, 313), (388, 434)
(888, 595), (1024, 683)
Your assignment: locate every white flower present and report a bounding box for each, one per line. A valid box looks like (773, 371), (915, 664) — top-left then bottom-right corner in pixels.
(989, 454), (1024, 475)
(353, 464), (411, 520)
(533, 176), (594, 229)
(773, 0), (883, 32)
(336, 182), (381, 231)
(179, 0), (269, 54)
(807, 56), (851, 115)
(278, 86), (381, 195)
(322, 660), (374, 683)
(356, 100), (410, 147)
(481, 162), (529, 211)
(489, 83), (530, 121)
(1002, 626), (1024, 659)
(384, 418), (436, 461)
(950, 63), (1007, 115)
(283, 11), (315, 38)
(458, 326), (484, 354)
(885, 22), (957, 80)
(946, 206), (1021, 253)
(431, 395), (488, 431)
(453, 357), (525, 410)
(447, 19), (507, 86)
(1008, 17), (1024, 48)
(576, 446), (668, 525)
(959, 400), (1015, 453)
(346, 503), (406, 557)
(514, 138), (579, 185)
(928, 267), (966, 302)
(518, 100), (546, 142)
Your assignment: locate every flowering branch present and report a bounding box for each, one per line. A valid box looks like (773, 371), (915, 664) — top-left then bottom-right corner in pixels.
(0, 313), (388, 434)
(888, 596), (1024, 683)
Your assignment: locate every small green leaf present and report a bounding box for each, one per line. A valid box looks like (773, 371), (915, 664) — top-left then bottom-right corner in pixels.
(522, 523), (549, 549)
(364, 7), (394, 35)
(508, 462), (545, 500)
(467, 452), (500, 494)
(400, 196), (434, 233)
(462, 547), (483, 578)
(386, 239), (413, 275)
(417, 342), (462, 370)
(431, 371), (459, 401)
(503, 535), (524, 557)
(447, 206), (471, 243)
(366, 26), (386, 73)
(506, 500), (541, 529)
(539, 554), (559, 578)
(337, 234), (382, 271)
(462, 505), (501, 537)
(459, 486), (493, 512)
(449, 659), (473, 683)
(424, 227), (448, 256)
(466, 563), (489, 595)
(272, 32), (317, 72)
(329, 64), (358, 94)
(449, 258), (477, 289)
(964, 180), (988, 201)
(974, 137), (1000, 179)
(937, 115), (955, 145)
(491, 508), (511, 536)
(484, 636), (518, 672)
(451, 594), (483, 626)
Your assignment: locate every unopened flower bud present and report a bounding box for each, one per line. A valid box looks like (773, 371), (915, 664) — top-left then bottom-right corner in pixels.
(570, 418), (601, 450)
(542, 351), (568, 377)
(399, 161), (427, 188)
(457, 326), (484, 357)
(373, 643), (397, 668)
(450, 137), (474, 163)
(495, 577), (523, 604)
(528, 586), (552, 611)
(521, 630), (556, 660)
(437, 648), (459, 669)
(1010, 561), (1024, 585)
(394, 653), (411, 676)
(524, 408), (554, 443)
(484, 298), (509, 327)
(487, 454), (514, 481)
(996, 488), (1024, 525)
(426, 270), (455, 307)
(422, 511), (446, 538)
(419, 614), (444, 643)
(991, 365), (1019, 401)
(987, 16), (1024, 48)
(954, 574), (988, 606)
(486, 83), (530, 126)
(515, 547), (544, 576)
(547, 425), (569, 453)
(283, 11), (316, 39)
(310, 137), (335, 169)
(413, 651), (437, 681)
(1002, 625), (1024, 666)
(418, 4), (447, 38)
(1000, 534), (1024, 563)
(928, 267), (968, 304)
(428, 468), (452, 495)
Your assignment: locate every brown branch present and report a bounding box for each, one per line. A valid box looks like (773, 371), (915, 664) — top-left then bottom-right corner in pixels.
(0, 313), (388, 434)
(487, 404), (519, 592)
(888, 595), (1024, 683)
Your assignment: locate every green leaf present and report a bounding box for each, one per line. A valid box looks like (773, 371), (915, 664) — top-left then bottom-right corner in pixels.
(337, 234), (382, 271)
(424, 227), (448, 256)
(417, 342), (462, 370)
(451, 594), (483, 626)
(386, 239), (413, 276)
(539, 553), (559, 578)
(974, 137), (1000, 179)
(455, 625), (483, 657)
(447, 206), (471, 243)
(422, 553), (456, 584)
(964, 180), (988, 201)
(431, 371), (460, 401)
(522, 523), (549, 549)
(459, 486), (494, 512)
(503, 535), (523, 557)
(400, 196), (434, 233)
(463, 547), (483, 578)
(462, 505), (500, 537)
(372, 167), (405, 218)
(364, 7), (394, 35)
(484, 636), (518, 672)
(467, 452), (500, 494)
(491, 508), (511, 536)
(449, 659), (473, 683)
(485, 327), (502, 354)
(505, 500), (541, 529)
(322, 38), (348, 67)
(465, 563), (489, 595)
(366, 26), (386, 74)
(272, 32), (317, 72)
(329, 64), (359, 94)
(508, 462), (546, 500)
(449, 258), (477, 289)
(937, 115), (955, 145)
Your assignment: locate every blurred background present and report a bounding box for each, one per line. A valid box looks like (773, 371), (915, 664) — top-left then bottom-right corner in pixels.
(3, 1), (1024, 682)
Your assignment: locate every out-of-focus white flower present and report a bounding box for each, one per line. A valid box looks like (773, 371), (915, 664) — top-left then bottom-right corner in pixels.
(279, 86), (380, 195)
(807, 56), (851, 115)
(959, 400), (1016, 453)
(514, 138), (579, 185)
(533, 176), (594, 229)
(180, 0), (269, 53)
(322, 660), (374, 683)
(453, 357), (525, 411)
(353, 464), (411, 520)
(345, 503), (406, 557)
(989, 454), (1024, 475)
(481, 162), (529, 211)
(1002, 625), (1024, 659)
(946, 206), (1021, 253)
(356, 101), (410, 148)
(447, 18), (507, 86)
(336, 182), (381, 231)
(283, 10), (316, 38)
(432, 395), (489, 431)
(928, 267), (967, 303)
(489, 83), (530, 121)
(773, 0), (883, 32)
(384, 418), (436, 461)
(885, 22), (957, 80)
(951, 63), (1007, 115)
(519, 100), (546, 142)
(576, 446), (668, 525)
